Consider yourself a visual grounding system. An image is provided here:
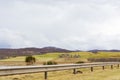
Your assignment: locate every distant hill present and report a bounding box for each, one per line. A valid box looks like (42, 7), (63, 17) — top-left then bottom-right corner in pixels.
(88, 49), (120, 53)
(0, 47), (72, 59)
(1, 47), (120, 59)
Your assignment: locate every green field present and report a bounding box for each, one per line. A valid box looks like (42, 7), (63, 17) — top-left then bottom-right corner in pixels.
(1, 52), (120, 63)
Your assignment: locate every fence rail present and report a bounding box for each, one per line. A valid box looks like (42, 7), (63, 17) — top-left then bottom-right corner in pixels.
(0, 62), (120, 80)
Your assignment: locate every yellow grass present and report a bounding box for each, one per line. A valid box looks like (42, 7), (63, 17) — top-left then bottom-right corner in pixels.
(1, 52), (120, 79)
(1, 66), (120, 80)
(1, 52), (120, 65)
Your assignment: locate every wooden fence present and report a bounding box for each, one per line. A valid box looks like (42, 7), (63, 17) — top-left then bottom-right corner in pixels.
(0, 62), (120, 80)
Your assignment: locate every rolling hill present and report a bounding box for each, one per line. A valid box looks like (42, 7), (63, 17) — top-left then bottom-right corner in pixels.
(0, 47), (72, 59)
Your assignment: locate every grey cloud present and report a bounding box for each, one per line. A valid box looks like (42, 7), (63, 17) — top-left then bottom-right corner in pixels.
(0, 0), (120, 50)
(0, 41), (11, 48)
(0, 28), (35, 48)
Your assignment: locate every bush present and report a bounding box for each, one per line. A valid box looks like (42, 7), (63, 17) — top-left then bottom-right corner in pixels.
(25, 55), (36, 65)
(76, 61), (85, 64)
(88, 58), (120, 62)
(43, 61), (57, 65)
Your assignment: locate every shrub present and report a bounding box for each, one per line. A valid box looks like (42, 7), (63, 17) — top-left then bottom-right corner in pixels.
(25, 55), (36, 65)
(88, 58), (120, 62)
(43, 61), (57, 65)
(76, 61), (85, 64)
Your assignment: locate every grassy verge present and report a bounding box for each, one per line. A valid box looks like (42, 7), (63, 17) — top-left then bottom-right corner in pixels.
(0, 66), (120, 80)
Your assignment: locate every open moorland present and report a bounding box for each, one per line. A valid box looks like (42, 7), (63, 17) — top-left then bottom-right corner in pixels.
(0, 52), (120, 80)
(1, 51), (120, 65)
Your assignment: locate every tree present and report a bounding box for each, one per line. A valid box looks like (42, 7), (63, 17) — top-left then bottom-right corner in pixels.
(25, 55), (36, 65)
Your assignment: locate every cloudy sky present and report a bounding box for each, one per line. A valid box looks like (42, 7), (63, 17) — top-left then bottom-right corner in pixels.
(0, 0), (120, 50)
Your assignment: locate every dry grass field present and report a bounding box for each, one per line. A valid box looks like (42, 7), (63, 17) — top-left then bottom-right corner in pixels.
(0, 52), (120, 80)
(0, 66), (120, 80)
(1, 52), (120, 65)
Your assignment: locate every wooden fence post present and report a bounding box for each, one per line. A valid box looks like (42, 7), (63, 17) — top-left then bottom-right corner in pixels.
(45, 71), (48, 80)
(102, 66), (105, 70)
(117, 64), (119, 69)
(91, 67), (93, 72)
(111, 65), (113, 69)
(73, 68), (76, 74)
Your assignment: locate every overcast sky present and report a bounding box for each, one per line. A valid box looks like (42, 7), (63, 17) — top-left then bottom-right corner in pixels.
(0, 0), (120, 50)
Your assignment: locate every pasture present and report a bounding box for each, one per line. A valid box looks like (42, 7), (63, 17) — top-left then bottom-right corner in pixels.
(0, 51), (120, 65)
(0, 52), (120, 80)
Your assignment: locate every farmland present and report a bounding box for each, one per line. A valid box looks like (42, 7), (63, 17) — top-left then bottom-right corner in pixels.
(1, 52), (120, 80)
(1, 52), (120, 65)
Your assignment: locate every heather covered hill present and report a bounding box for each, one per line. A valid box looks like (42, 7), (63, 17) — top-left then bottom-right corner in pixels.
(0, 47), (72, 59)
(88, 49), (120, 53)
(1, 47), (120, 60)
